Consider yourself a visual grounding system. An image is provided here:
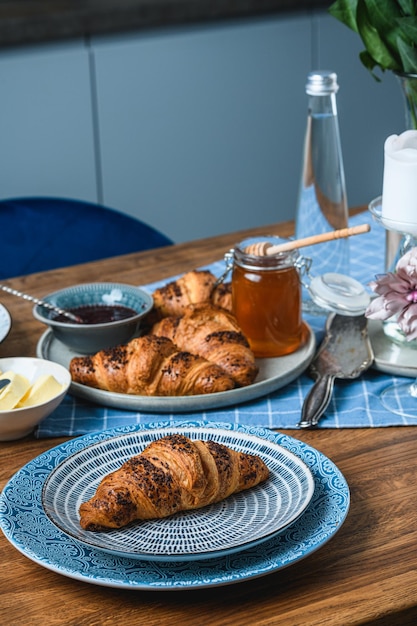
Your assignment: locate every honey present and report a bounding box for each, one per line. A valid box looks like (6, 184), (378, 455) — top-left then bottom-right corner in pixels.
(231, 237), (306, 357)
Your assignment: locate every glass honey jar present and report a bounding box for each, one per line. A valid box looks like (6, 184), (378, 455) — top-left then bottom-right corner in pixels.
(228, 236), (309, 358)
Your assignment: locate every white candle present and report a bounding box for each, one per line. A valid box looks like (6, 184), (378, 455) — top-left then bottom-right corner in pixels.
(382, 130), (417, 235)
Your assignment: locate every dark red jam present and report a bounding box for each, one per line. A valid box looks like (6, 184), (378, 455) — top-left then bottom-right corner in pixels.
(53, 304), (137, 325)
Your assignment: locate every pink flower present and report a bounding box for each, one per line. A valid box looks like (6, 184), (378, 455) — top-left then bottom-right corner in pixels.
(365, 247), (417, 341)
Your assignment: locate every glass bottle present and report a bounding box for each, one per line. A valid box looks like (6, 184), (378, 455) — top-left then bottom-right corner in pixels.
(295, 70), (349, 314)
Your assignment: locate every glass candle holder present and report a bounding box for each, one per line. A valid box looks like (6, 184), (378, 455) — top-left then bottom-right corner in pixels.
(369, 196), (417, 350)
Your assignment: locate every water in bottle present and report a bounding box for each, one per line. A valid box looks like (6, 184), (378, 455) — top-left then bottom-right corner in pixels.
(295, 70), (349, 314)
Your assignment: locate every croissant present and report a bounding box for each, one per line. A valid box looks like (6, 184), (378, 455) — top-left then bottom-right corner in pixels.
(69, 335), (235, 396)
(211, 280), (232, 312)
(79, 434), (269, 530)
(152, 269), (232, 319)
(152, 304), (258, 387)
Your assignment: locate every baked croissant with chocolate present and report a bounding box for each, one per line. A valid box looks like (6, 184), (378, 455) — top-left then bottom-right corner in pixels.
(211, 280), (232, 312)
(152, 269), (232, 319)
(70, 335), (235, 396)
(79, 434), (269, 530)
(152, 304), (258, 387)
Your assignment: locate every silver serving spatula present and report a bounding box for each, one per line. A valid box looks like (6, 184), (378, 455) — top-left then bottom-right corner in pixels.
(298, 313), (374, 428)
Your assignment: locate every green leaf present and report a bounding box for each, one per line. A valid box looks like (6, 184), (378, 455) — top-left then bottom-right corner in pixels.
(357, 0), (402, 71)
(328, 0), (359, 33)
(397, 16), (417, 45)
(329, 0), (417, 77)
(363, 0), (403, 55)
(397, 36), (417, 73)
(359, 50), (383, 80)
(396, 0), (416, 15)
(363, 0), (402, 31)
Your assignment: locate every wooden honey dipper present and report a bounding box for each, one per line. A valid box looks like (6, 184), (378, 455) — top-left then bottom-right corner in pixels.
(244, 223), (370, 255)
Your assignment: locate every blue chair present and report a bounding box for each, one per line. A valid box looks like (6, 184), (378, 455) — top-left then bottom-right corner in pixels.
(1, 197), (173, 279)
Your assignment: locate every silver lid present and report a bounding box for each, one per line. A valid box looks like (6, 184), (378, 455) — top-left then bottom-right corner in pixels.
(306, 70), (339, 96)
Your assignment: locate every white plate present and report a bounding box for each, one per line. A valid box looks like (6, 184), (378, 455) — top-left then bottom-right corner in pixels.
(0, 421), (350, 590)
(368, 319), (417, 378)
(0, 304), (11, 344)
(41, 426), (315, 561)
(36, 325), (315, 412)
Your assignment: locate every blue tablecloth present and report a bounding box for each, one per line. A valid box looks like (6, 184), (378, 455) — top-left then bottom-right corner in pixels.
(36, 211), (417, 437)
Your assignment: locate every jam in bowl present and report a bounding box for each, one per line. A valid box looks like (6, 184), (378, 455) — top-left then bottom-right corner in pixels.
(53, 304), (138, 325)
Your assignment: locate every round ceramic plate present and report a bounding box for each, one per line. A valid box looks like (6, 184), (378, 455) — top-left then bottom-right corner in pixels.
(368, 319), (417, 377)
(0, 421), (350, 590)
(41, 425), (315, 561)
(36, 324), (315, 412)
(0, 304), (11, 344)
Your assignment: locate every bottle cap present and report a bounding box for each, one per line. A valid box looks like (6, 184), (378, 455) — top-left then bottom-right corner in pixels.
(308, 272), (370, 316)
(306, 71), (339, 95)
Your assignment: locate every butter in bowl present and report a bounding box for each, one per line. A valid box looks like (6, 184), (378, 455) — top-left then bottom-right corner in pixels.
(0, 357), (71, 440)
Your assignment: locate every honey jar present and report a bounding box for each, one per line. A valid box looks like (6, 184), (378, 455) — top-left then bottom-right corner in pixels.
(229, 236), (309, 358)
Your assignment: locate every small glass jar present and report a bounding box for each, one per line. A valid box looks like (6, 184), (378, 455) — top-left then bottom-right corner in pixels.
(222, 235), (371, 359)
(229, 236), (308, 357)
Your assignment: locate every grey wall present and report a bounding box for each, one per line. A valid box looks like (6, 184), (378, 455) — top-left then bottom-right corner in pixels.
(0, 11), (406, 244)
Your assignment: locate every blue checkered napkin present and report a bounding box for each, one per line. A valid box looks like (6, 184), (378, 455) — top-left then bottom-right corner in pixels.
(36, 212), (417, 437)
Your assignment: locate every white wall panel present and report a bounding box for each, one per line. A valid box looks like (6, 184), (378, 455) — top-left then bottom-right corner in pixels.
(93, 17), (311, 243)
(0, 41), (97, 202)
(0, 12), (405, 245)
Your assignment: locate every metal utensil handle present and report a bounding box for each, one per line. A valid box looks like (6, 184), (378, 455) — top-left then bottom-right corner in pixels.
(298, 374), (336, 428)
(247, 223), (371, 256)
(0, 284), (80, 322)
(0, 378), (11, 391)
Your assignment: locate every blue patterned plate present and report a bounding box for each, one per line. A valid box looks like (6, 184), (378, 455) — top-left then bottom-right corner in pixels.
(0, 421), (350, 590)
(41, 425), (315, 561)
(0, 303), (11, 344)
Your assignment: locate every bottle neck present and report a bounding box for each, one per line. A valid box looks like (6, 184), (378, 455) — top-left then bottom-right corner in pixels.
(308, 92), (337, 117)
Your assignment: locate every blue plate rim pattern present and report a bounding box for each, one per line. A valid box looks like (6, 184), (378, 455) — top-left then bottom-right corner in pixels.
(0, 421), (350, 590)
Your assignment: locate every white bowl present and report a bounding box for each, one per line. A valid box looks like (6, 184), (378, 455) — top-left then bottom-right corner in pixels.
(0, 357), (71, 441)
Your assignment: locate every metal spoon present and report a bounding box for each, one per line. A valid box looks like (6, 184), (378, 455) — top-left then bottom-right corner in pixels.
(0, 284), (82, 323)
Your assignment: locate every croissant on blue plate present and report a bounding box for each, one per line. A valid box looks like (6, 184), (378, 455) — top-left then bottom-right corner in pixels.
(79, 434), (269, 531)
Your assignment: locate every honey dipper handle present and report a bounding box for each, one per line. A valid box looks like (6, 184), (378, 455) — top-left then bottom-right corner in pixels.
(265, 223), (370, 255)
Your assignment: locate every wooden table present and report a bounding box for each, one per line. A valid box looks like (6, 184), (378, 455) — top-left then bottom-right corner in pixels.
(1, 220), (417, 626)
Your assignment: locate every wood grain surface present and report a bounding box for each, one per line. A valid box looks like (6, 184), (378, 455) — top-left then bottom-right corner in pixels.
(1, 217), (417, 625)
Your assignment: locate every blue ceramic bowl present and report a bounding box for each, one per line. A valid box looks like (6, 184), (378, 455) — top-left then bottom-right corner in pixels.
(33, 282), (153, 354)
